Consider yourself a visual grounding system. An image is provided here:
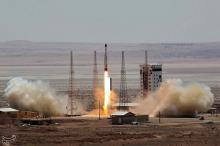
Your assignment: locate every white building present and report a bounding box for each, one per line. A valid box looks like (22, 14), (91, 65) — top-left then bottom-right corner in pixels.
(140, 64), (162, 97)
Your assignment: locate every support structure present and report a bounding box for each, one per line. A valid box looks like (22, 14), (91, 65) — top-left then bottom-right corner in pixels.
(119, 51), (128, 110)
(91, 50), (98, 110)
(67, 51), (77, 115)
(140, 50), (148, 97)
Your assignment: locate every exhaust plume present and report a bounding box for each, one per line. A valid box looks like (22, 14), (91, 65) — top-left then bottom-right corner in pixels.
(133, 79), (214, 117)
(4, 77), (65, 117)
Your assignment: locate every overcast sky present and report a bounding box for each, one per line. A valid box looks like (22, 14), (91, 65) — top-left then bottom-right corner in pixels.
(0, 0), (220, 43)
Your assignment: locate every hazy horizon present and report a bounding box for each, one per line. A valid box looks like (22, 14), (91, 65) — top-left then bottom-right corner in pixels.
(0, 41), (219, 91)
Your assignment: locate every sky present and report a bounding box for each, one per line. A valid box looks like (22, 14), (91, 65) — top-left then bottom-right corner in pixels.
(0, 0), (220, 43)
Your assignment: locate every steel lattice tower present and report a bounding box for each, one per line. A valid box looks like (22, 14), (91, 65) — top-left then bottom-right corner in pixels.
(67, 51), (77, 115)
(140, 50), (148, 97)
(92, 50), (98, 109)
(119, 51), (128, 110)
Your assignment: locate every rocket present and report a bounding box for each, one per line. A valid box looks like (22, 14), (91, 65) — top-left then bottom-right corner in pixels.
(104, 43), (112, 90)
(104, 43), (108, 71)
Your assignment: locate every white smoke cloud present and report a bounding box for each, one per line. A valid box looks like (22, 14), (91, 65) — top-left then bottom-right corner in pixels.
(4, 77), (67, 117)
(133, 79), (214, 117)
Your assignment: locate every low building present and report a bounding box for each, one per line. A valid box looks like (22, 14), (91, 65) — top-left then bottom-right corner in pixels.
(0, 108), (39, 119)
(111, 111), (135, 125)
(0, 107), (19, 124)
(17, 111), (40, 119)
(0, 107), (19, 118)
(111, 111), (149, 125)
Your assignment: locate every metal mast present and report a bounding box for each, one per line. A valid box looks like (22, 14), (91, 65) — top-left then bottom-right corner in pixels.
(92, 51), (98, 109)
(119, 51), (128, 110)
(67, 51), (77, 115)
(140, 50), (148, 97)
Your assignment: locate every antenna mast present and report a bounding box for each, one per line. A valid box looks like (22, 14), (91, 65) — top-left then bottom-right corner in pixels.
(67, 51), (77, 115)
(119, 51), (128, 110)
(92, 51), (98, 110)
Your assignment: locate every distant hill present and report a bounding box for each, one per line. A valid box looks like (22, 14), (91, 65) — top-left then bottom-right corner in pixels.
(0, 41), (219, 66)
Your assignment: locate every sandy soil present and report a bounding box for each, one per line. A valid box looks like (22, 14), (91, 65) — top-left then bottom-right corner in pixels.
(1, 115), (220, 146)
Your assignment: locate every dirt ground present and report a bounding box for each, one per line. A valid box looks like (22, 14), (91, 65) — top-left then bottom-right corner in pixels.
(1, 115), (220, 146)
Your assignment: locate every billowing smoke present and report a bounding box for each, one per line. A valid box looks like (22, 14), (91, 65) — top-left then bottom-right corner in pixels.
(133, 79), (214, 117)
(4, 77), (67, 117)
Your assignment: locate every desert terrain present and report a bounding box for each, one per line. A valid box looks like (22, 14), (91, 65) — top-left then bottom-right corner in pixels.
(1, 115), (220, 146)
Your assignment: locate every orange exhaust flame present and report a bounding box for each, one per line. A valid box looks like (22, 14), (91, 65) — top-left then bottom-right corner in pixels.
(103, 71), (111, 114)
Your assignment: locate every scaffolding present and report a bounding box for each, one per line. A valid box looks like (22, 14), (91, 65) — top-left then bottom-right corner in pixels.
(119, 51), (128, 110)
(67, 51), (77, 115)
(90, 50), (98, 110)
(140, 50), (148, 97)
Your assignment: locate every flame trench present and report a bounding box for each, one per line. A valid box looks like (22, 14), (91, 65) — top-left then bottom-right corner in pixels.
(103, 71), (111, 114)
